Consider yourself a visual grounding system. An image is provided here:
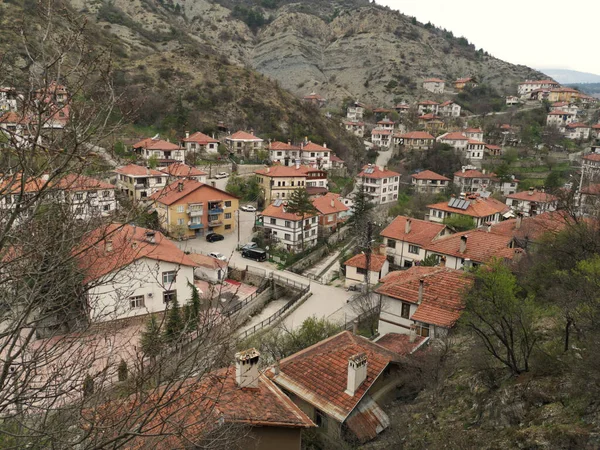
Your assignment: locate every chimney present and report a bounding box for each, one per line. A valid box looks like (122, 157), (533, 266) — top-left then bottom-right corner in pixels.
(185, 131), (189, 139)
(486, 222), (492, 233)
(460, 235), (468, 254)
(409, 324), (417, 343)
(177, 182), (184, 192)
(516, 213), (523, 230)
(323, 142), (327, 148)
(462, 166), (466, 173)
(145, 231), (156, 244)
(345, 353), (368, 396)
(273, 360), (280, 376)
(235, 348), (260, 388)
(439, 256), (446, 267)
(295, 160), (300, 169)
(528, 187), (534, 196)
(418, 279), (424, 304)
(482, 168), (486, 175)
(352, 319), (359, 335)
(266, 167), (270, 173)
(331, 198), (335, 208)
(105, 239), (113, 253)
(405, 218), (412, 234)
(211, 181), (216, 187)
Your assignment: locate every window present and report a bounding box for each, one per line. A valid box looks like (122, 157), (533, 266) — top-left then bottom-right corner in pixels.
(225, 201), (231, 208)
(130, 295), (145, 309)
(270, 218), (276, 225)
(315, 410), (328, 430)
(177, 205), (184, 213)
(285, 220), (291, 228)
(401, 302), (410, 319)
(225, 224), (231, 230)
(225, 213), (232, 219)
(383, 187), (387, 193)
(416, 322), (430, 337)
(162, 271), (177, 285)
(163, 290), (177, 303)
(284, 233), (291, 240)
(387, 239), (396, 249)
(356, 267), (367, 275)
(103, 204), (110, 211)
(312, 217), (317, 223)
(103, 190), (111, 198)
(177, 218), (184, 226)
(311, 229), (316, 236)
(305, 231), (309, 238)
(75, 193), (84, 201)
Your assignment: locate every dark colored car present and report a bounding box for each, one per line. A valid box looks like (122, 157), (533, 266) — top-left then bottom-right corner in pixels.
(241, 247), (267, 262)
(206, 233), (224, 243)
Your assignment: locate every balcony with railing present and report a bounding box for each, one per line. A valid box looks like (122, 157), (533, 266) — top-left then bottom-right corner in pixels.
(188, 221), (204, 230)
(208, 214), (222, 227)
(208, 202), (223, 214)
(187, 204), (204, 217)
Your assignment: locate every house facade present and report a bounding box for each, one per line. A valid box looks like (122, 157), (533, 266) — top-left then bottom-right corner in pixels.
(301, 141), (331, 169)
(356, 165), (400, 205)
(505, 189), (558, 217)
(518, 79), (560, 97)
(312, 192), (349, 234)
(343, 120), (365, 137)
(261, 200), (318, 252)
(268, 141), (302, 166)
(132, 137), (185, 165)
(225, 131), (264, 158)
(411, 170), (451, 194)
(347, 102), (365, 121)
(255, 165), (328, 204)
(181, 131), (219, 155)
(344, 252), (389, 288)
(114, 164), (169, 202)
(453, 167), (519, 196)
(395, 131), (435, 150)
(371, 128), (392, 149)
(422, 78), (445, 94)
(546, 110), (575, 128)
(564, 123), (591, 140)
(439, 101), (461, 117)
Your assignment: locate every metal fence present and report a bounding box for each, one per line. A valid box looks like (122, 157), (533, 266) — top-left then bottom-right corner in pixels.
(237, 283), (310, 341)
(273, 273), (309, 291)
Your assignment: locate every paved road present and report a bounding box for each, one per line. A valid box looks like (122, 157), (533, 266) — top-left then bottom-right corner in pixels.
(376, 146), (395, 169)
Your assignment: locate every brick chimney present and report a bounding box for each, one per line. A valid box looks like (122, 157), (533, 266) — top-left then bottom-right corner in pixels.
(460, 235), (468, 254)
(295, 160), (300, 169)
(345, 353), (368, 396)
(418, 279), (424, 304)
(405, 218), (412, 234)
(235, 348), (260, 389)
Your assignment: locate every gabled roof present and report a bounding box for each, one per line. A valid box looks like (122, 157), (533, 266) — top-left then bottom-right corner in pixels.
(114, 164), (166, 177)
(181, 131), (218, 144)
(423, 78), (445, 83)
(312, 192), (349, 215)
(55, 174), (115, 191)
(418, 100), (439, 106)
(464, 127), (483, 133)
(439, 100), (456, 107)
(269, 141), (301, 151)
(519, 79), (559, 85)
(381, 215), (447, 246)
(228, 131), (263, 141)
(330, 154), (344, 163)
(376, 266), (473, 327)
(0, 111), (30, 125)
(132, 138), (181, 151)
(187, 252), (228, 270)
(488, 211), (569, 242)
(255, 165), (322, 177)
(371, 128), (392, 135)
(439, 131), (468, 141)
(377, 117), (395, 124)
(425, 230), (515, 264)
(454, 169), (496, 179)
(583, 153), (600, 162)
(344, 253), (387, 272)
(78, 224), (197, 284)
(304, 92), (325, 101)
(428, 196), (507, 218)
(302, 141), (330, 153)
(506, 190), (557, 203)
(269, 331), (402, 422)
(150, 179), (237, 206)
(262, 202), (316, 221)
(419, 113), (440, 120)
(357, 165), (400, 179)
(375, 333), (427, 355)
(411, 170), (450, 181)
(467, 139), (486, 145)
(159, 163), (207, 178)
(591, 123), (600, 130)
(397, 131), (435, 140)
(566, 122), (590, 129)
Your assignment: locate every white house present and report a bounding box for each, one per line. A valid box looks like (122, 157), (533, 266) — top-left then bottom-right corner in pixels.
(376, 266), (473, 338)
(411, 170), (451, 194)
(181, 131), (219, 155)
(356, 164), (400, 205)
(546, 110), (575, 128)
(439, 101), (461, 117)
(81, 224), (198, 323)
(371, 128), (392, 149)
(422, 78), (445, 94)
(453, 166), (519, 196)
(564, 123), (591, 140)
(347, 102), (365, 121)
(466, 140), (486, 160)
(344, 252), (389, 288)
(261, 199), (319, 252)
(132, 137), (186, 165)
(506, 96), (521, 106)
(268, 141), (302, 165)
(380, 216), (451, 268)
(225, 131), (264, 158)
(505, 188), (558, 217)
(417, 101), (439, 115)
(188, 253), (228, 283)
(436, 131), (468, 151)
(518, 79), (560, 97)
(550, 102), (578, 116)
(114, 164), (169, 202)
(301, 141), (332, 169)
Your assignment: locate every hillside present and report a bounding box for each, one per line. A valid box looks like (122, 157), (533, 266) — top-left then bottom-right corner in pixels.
(540, 68), (600, 84)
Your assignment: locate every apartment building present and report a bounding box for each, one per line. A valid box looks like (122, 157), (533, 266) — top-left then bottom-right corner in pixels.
(255, 164), (328, 203)
(114, 164), (169, 202)
(355, 165), (400, 205)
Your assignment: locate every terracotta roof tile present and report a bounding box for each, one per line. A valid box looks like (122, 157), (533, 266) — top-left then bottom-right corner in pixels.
(150, 179), (237, 206)
(262, 203), (316, 221)
(159, 163), (207, 178)
(425, 229), (515, 264)
(344, 253), (387, 272)
(181, 131), (218, 144)
(566, 122), (590, 129)
(371, 128), (392, 135)
(188, 253), (228, 270)
(428, 196), (507, 218)
(312, 192), (349, 215)
(584, 153), (600, 162)
(357, 165), (400, 179)
(268, 141), (301, 150)
(228, 131), (263, 141)
(55, 174), (115, 191)
(397, 131), (435, 140)
(488, 211), (569, 242)
(439, 132), (468, 141)
(506, 190), (557, 203)
(381, 216), (447, 246)
(547, 110), (574, 115)
(132, 138), (181, 151)
(375, 333), (427, 355)
(255, 165), (323, 177)
(411, 170), (450, 181)
(114, 164), (166, 177)
(302, 142), (330, 153)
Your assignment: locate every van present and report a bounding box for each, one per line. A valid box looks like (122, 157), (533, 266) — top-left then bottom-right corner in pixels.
(242, 247), (267, 262)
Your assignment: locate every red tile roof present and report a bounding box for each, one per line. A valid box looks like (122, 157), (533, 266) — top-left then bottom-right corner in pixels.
(262, 202), (316, 221)
(304, 92), (325, 101)
(488, 211), (569, 242)
(375, 333), (427, 355)
(357, 165), (400, 179)
(423, 78), (444, 83)
(377, 117), (395, 124)
(397, 131), (435, 140)
(159, 163), (207, 178)
(381, 215), (447, 246)
(344, 253), (387, 272)
(228, 131), (263, 141)
(419, 113), (440, 120)
(181, 131), (218, 144)
(376, 266), (473, 327)
(269, 141), (301, 150)
(330, 154), (344, 163)
(440, 132), (468, 141)
(188, 252), (228, 270)
(55, 174), (114, 191)
(425, 230), (515, 264)
(255, 165), (322, 177)
(78, 224), (198, 284)
(464, 127), (483, 133)
(269, 331), (402, 421)
(584, 153), (600, 162)
(566, 122), (590, 129)
(454, 169), (496, 179)
(114, 164), (166, 177)
(428, 196), (507, 218)
(302, 141), (330, 153)
(506, 190), (558, 203)
(150, 179), (237, 206)
(411, 170), (450, 181)
(439, 100), (455, 107)
(519, 79), (558, 85)
(547, 110), (574, 115)
(592, 124), (600, 129)
(371, 128), (392, 135)
(132, 138), (181, 151)
(312, 192), (349, 215)
(467, 139), (486, 145)
(581, 183), (600, 195)
(485, 144), (502, 151)
(343, 120), (365, 126)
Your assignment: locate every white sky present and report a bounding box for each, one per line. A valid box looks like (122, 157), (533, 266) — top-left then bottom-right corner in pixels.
(377, 0), (600, 75)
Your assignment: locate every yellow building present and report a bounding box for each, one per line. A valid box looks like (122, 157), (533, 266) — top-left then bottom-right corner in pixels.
(150, 179), (239, 239)
(547, 88), (582, 103)
(255, 164), (328, 204)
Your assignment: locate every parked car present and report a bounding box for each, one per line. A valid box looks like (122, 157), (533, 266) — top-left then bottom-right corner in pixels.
(241, 205), (257, 212)
(206, 233), (224, 243)
(242, 242), (258, 250)
(214, 172), (229, 179)
(241, 247), (267, 262)
(208, 251), (227, 261)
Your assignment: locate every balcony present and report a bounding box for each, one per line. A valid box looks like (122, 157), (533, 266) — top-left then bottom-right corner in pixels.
(188, 222), (204, 230)
(134, 183), (148, 189)
(208, 207), (224, 214)
(208, 220), (223, 227)
(187, 209), (203, 217)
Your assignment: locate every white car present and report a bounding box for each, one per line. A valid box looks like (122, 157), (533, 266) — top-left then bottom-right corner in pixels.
(242, 242), (258, 250)
(241, 205), (257, 212)
(208, 252), (227, 261)
(214, 172), (229, 179)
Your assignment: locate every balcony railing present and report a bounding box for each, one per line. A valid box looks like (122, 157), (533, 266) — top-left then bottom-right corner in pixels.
(188, 222), (204, 230)
(208, 220), (223, 227)
(208, 207), (223, 214)
(187, 209), (203, 217)
(134, 183), (148, 189)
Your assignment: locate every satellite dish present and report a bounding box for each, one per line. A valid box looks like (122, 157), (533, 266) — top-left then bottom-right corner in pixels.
(265, 246), (270, 250)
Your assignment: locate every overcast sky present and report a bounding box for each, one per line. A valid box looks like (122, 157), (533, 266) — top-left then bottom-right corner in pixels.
(377, 0), (600, 75)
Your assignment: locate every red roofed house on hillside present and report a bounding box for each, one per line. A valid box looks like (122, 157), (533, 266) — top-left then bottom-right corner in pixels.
(255, 164), (328, 204)
(268, 330), (423, 443)
(394, 131), (435, 150)
(356, 164), (400, 205)
(518, 79), (560, 97)
(546, 110), (575, 128)
(505, 188), (558, 217)
(380, 215), (452, 269)
(436, 131), (469, 151)
(301, 141), (332, 169)
(225, 130), (264, 159)
(427, 193), (508, 227)
(417, 100), (439, 115)
(268, 140), (302, 166)
(564, 122), (591, 140)
(453, 165), (519, 196)
(488, 211), (570, 249)
(81, 224), (197, 322)
(370, 128), (393, 149)
(159, 162), (207, 183)
(582, 151), (600, 175)
(114, 164), (169, 202)
(411, 170), (451, 194)
(261, 200), (319, 252)
(303, 92), (327, 107)
(376, 266), (473, 338)
(343, 249), (389, 288)
(132, 137), (185, 165)
(312, 192), (349, 235)
(464, 127), (484, 142)
(454, 76), (478, 91)
(181, 131), (219, 155)
(439, 100), (461, 117)
(422, 78), (445, 94)
(187, 253), (228, 283)
(343, 119), (365, 137)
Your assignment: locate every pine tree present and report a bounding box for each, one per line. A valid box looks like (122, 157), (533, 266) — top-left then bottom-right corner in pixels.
(163, 295), (183, 344)
(140, 314), (164, 363)
(184, 282), (201, 331)
(349, 183), (374, 248)
(286, 188), (318, 251)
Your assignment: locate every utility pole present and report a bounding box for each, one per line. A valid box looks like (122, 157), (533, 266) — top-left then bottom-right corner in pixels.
(237, 208), (240, 245)
(364, 221), (373, 289)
